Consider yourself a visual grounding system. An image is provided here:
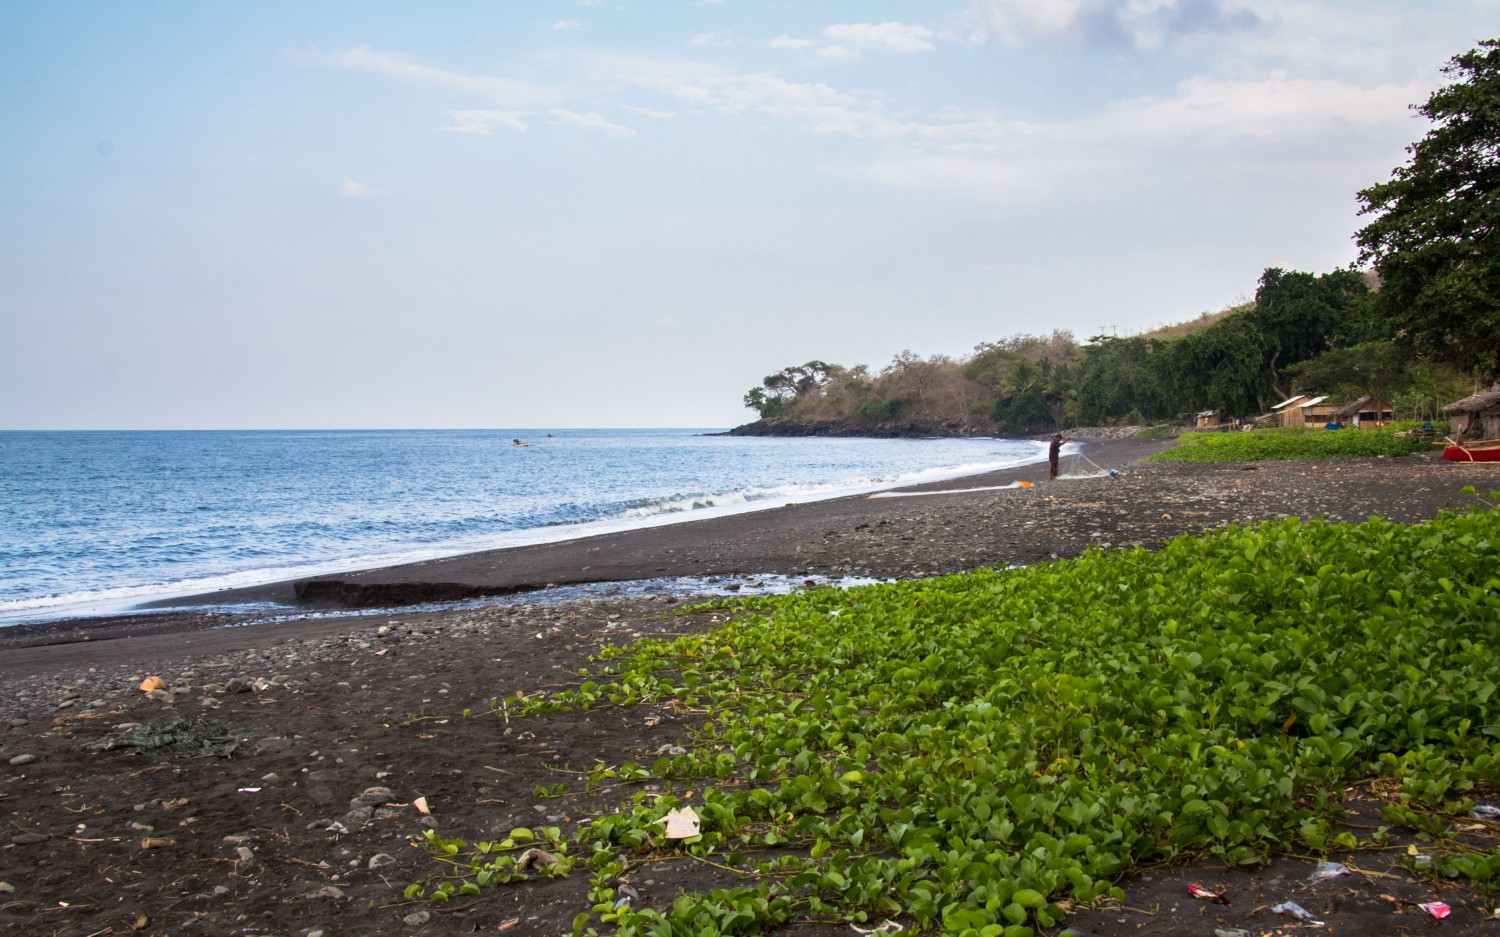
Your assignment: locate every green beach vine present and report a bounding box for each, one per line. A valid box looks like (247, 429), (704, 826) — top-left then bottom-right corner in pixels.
(409, 501), (1500, 935)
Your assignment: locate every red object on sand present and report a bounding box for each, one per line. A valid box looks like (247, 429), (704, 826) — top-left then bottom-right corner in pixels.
(1187, 884), (1230, 905)
(1443, 440), (1500, 462)
(1420, 901), (1452, 919)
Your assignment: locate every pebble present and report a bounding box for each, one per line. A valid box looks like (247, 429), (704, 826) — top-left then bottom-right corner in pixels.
(213, 885), (231, 897)
(12, 833), (48, 845)
(312, 885), (345, 900)
(344, 805), (374, 823)
(403, 910), (431, 926)
(7, 719), (27, 728)
(352, 786), (394, 805)
(0, 882), (13, 894)
(236, 846), (255, 864)
(368, 852), (397, 870)
(8, 753), (37, 766)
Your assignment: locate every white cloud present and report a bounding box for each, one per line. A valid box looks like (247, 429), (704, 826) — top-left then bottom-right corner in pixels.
(609, 58), (909, 138)
(973, 0), (1258, 50)
(771, 22), (937, 60)
(300, 46), (546, 105)
(822, 22), (937, 54)
(339, 178), (386, 198)
(553, 20), (583, 31)
(447, 109), (530, 134)
(548, 109), (636, 136)
(976, 0), (1083, 43)
(622, 104), (678, 119)
(604, 43), (1426, 206)
(769, 35), (818, 50)
(847, 70), (1421, 203)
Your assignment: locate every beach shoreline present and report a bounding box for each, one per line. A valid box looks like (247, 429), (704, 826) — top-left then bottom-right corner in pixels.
(0, 431), (1057, 633)
(0, 435), (1112, 651)
(3, 436), (1493, 669)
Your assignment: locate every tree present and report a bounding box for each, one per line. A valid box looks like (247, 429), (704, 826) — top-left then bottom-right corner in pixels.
(1161, 312), (1272, 417)
(1074, 336), (1172, 425)
(1283, 340), (1411, 417)
(742, 360), (844, 418)
(1253, 267), (1370, 395)
(1355, 39), (1500, 378)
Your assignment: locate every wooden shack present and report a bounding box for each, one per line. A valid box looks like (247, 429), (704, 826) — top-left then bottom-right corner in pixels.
(1444, 384), (1500, 440)
(1276, 395), (1330, 428)
(1329, 396), (1395, 428)
(1265, 394), (1308, 428)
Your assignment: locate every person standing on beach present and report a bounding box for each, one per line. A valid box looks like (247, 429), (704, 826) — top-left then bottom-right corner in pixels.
(1048, 433), (1070, 481)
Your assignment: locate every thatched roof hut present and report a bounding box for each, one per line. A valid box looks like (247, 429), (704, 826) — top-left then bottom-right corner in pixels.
(1329, 396), (1395, 427)
(1443, 384), (1500, 439)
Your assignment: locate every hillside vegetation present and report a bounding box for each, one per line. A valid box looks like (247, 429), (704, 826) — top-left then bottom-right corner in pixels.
(738, 269), (1476, 436)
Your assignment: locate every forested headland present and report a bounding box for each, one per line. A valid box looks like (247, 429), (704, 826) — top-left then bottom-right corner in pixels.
(735, 40), (1500, 439)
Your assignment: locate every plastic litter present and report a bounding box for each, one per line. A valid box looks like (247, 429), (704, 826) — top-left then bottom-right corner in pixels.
(612, 881), (640, 910)
(1469, 804), (1500, 820)
(515, 848), (561, 871)
(658, 806), (700, 839)
(1420, 902), (1451, 920)
(1214, 930), (1251, 937)
(1273, 901), (1325, 926)
(1188, 883), (1230, 904)
(1310, 861), (1350, 881)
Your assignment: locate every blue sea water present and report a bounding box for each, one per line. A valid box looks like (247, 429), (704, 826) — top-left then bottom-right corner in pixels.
(0, 429), (1045, 625)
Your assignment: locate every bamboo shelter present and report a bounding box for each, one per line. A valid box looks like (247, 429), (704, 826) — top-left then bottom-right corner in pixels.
(1443, 383), (1500, 441)
(1328, 396), (1395, 428)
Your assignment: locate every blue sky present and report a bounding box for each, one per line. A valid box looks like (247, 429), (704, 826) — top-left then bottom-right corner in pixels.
(1, 1), (1493, 429)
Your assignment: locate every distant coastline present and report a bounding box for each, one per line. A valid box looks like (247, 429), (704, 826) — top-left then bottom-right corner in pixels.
(726, 417), (1149, 441)
(726, 417), (1004, 439)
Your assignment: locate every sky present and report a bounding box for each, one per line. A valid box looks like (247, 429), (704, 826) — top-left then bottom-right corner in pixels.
(1, 1), (1494, 430)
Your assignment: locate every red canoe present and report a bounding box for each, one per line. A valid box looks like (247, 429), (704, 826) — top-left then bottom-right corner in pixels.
(1443, 440), (1500, 462)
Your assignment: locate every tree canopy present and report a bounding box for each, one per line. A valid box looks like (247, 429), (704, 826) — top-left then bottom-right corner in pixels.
(1356, 39), (1500, 378)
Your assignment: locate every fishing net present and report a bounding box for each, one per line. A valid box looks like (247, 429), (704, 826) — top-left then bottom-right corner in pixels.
(88, 717), (249, 758)
(1057, 452), (1116, 480)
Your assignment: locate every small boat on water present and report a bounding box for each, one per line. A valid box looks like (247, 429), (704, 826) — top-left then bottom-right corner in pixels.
(1442, 438), (1500, 462)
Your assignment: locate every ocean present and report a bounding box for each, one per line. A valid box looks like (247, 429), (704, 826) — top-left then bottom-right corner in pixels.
(0, 429), (1046, 625)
